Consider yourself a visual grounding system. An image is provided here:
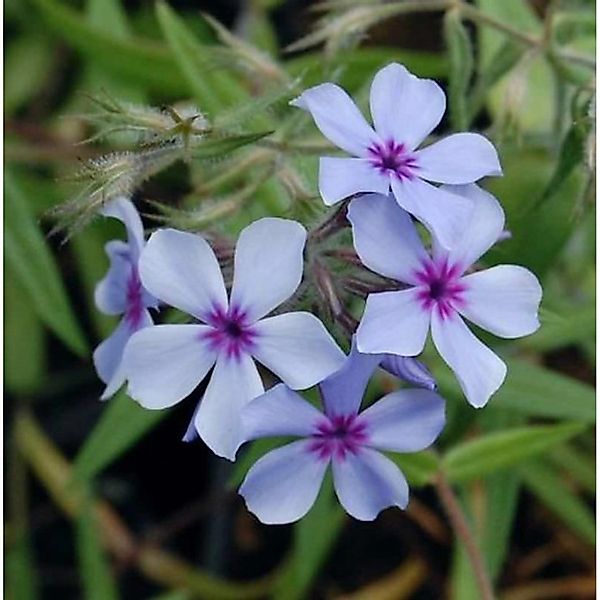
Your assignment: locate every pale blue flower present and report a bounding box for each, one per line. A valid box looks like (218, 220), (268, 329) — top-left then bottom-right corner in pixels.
(239, 342), (445, 524)
(291, 63), (502, 248)
(122, 218), (345, 460)
(349, 186), (542, 408)
(93, 197), (157, 400)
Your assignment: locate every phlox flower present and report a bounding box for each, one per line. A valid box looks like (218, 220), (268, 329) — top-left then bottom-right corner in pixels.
(93, 197), (157, 400)
(239, 342), (445, 524)
(123, 218), (345, 460)
(348, 186), (542, 408)
(291, 62), (502, 248)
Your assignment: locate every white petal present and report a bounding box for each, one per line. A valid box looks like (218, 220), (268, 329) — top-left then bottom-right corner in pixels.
(140, 229), (227, 321)
(230, 218), (306, 322)
(431, 311), (506, 408)
(94, 240), (131, 315)
(356, 290), (430, 356)
(252, 312), (345, 389)
(460, 265), (542, 338)
(319, 157), (390, 206)
(195, 353), (264, 460)
(320, 339), (381, 418)
(332, 448), (409, 520)
(347, 193), (427, 284)
(123, 324), (217, 409)
(414, 133), (502, 184)
(441, 184), (506, 271)
(242, 384), (324, 442)
(360, 389), (445, 452)
(239, 440), (328, 524)
(291, 83), (377, 156)
(391, 177), (475, 250)
(369, 63), (446, 150)
(101, 196), (145, 256)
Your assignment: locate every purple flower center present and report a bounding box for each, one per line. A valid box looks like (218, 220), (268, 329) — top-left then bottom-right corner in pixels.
(125, 267), (144, 328)
(203, 306), (256, 359)
(308, 414), (368, 461)
(368, 139), (418, 180)
(415, 259), (467, 319)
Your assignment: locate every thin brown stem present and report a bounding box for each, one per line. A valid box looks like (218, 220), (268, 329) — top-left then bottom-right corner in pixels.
(435, 472), (495, 600)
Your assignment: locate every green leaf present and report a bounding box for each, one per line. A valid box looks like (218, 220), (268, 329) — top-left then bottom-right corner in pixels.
(73, 391), (167, 483)
(444, 9), (474, 131)
(450, 539), (480, 600)
(534, 117), (592, 210)
(86, 0), (129, 38)
(5, 271), (46, 395)
(275, 475), (344, 600)
(191, 131), (273, 160)
(155, 1), (249, 115)
(468, 39), (525, 123)
(5, 34), (56, 116)
(434, 353), (595, 423)
(76, 500), (119, 600)
(493, 360), (595, 422)
(481, 471), (521, 580)
(449, 468), (520, 597)
(444, 422), (587, 483)
(548, 443), (595, 495)
(387, 451), (440, 487)
(82, 0), (145, 103)
(286, 48), (446, 92)
(484, 148), (583, 277)
(476, 0), (540, 67)
(71, 226), (116, 340)
(475, 0), (555, 134)
(6, 536), (39, 600)
(30, 0), (188, 95)
(520, 459), (595, 545)
(523, 303), (595, 352)
(5, 170), (88, 357)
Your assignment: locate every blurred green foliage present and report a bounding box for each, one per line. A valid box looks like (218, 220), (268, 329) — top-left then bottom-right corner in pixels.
(5, 0), (595, 598)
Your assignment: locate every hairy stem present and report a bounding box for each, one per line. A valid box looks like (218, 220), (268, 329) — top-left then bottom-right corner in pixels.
(435, 472), (495, 600)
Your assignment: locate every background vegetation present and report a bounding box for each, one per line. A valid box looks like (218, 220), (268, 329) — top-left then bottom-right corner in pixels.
(5, 0), (595, 598)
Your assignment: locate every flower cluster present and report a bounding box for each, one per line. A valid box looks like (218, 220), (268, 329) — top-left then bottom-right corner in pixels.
(91, 63), (542, 524)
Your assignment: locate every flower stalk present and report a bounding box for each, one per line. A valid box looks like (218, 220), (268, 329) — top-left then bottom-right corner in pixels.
(435, 471), (495, 600)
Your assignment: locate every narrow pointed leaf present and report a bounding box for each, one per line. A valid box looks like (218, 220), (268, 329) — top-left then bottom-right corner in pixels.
(73, 391), (167, 483)
(275, 476), (344, 600)
(520, 459), (595, 545)
(435, 358), (595, 423)
(76, 500), (119, 600)
(444, 422), (587, 483)
(30, 0), (188, 94)
(155, 1), (248, 114)
(5, 171), (88, 356)
(5, 272), (46, 395)
(191, 131), (273, 160)
(387, 451), (440, 487)
(444, 9), (473, 131)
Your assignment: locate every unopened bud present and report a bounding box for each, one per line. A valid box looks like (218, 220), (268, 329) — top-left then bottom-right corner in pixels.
(380, 355), (437, 390)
